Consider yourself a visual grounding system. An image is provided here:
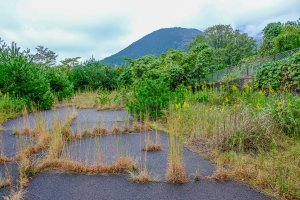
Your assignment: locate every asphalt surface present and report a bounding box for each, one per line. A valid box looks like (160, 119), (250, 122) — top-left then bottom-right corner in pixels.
(0, 108), (270, 200)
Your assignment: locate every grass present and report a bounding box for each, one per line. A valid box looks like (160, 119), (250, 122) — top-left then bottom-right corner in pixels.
(60, 90), (125, 110)
(0, 95), (26, 125)
(0, 155), (12, 163)
(165, 114), (188, 184)
(163, 87), (300, 199)
(35, 157), (136, 175)
(143, 133), (162, 151)
(60, 91), (98, 109)
(3, 190), (25, 200)
(0, 169), (12, 188)
(129, 169), (160, 183)
(206, 164), (230, 182)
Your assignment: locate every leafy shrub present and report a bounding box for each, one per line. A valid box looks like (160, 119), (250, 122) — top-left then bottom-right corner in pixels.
(127, 79), (170, 119)
(271, 93), (300, 137)
(45, 67), (74, 101)
(0, 43), (54, 109)
(256, 51), (300, 90)
(71, 59), (119, 91)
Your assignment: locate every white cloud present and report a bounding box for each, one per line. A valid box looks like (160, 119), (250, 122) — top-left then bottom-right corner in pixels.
(0, 0), (299, 61)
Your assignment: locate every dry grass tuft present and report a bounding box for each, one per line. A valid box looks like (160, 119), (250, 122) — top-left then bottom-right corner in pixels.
(0, 170), (12, 188)
(0, 155), (12, 163)
(61, 91), (98, 109)
(0, 178), (12, 188)
(35, 157), (136, 175)
(166, 159), (188, 184)
(18, 156), (34, 188)
(143, 144), (162, 152)
(130, 169), (160, 183)
(3, 189), (25, 200)
(112, 126), (121, 134)
(143, 133), (162, 151)
(206, 165), (230, 182)
(92, 127), (108, 136)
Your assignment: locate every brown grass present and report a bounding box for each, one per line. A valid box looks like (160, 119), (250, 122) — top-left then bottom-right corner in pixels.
(130, 169), (160, 183)
(35, 157), (136, 175)
(61, 91), (98, 109)
(206, 164), (230, 182)
(0, 169), (12, 188)
(143, 133), (162, 151)
(18, 156), (33, 188)
(166, 159), (188, 184)
(0, 178), (11, 188)
(0, 155), (12, 163)
(3, 190), (25, 200)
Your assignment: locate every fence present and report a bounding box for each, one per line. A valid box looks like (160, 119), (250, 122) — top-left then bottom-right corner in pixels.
(205, 47), (300, 83)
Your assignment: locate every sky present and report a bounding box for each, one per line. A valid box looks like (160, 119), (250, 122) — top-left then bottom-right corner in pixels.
(0, 0), (299, 61)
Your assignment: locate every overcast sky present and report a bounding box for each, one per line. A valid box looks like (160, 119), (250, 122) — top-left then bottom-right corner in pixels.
(0, 0), (299, 61)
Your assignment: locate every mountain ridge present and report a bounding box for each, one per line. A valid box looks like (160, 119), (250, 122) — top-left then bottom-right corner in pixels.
(101, 27), (203, 65)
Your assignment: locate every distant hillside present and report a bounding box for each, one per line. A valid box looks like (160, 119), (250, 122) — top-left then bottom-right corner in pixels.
(101, 27), (202, 65)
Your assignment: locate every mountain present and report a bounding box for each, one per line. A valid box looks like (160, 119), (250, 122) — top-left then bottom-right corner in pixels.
(101, 27), (202, 65)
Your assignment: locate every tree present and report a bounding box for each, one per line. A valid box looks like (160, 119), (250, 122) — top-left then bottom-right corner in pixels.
(273, 25), (300, 52)
(33, 45), (58, 66)
(61, 57), (81, 68)
(204, 25), (234, 49)
(259, 22), (283, 55)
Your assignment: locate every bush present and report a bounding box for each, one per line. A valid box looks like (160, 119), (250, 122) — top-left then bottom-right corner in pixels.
(127, 79), (170, 119)
(71, 59), (119, 91)
(256, 51), (300, 90)
(45, 67), (74, 101)
(0, 44), (54, 109)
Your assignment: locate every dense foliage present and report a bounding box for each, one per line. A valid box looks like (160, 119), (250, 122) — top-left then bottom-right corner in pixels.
(256, 51), (300, 90)
(259, 21), (300, 55)
(71, 58), (121, 91)
(0, 42), (54, 109)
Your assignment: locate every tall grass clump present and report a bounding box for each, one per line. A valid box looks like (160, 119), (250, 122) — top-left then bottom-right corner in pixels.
(165, 110), (188, 184)
(0, 94), (27, 124)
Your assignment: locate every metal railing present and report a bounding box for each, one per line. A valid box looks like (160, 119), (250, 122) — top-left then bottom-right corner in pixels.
(205, 47), (300, 82)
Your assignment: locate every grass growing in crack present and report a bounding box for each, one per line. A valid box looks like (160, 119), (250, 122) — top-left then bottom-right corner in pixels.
(3, 189), (25, 200)
(165, 114), (188, 184)
(15, 112), (49, 160)
(206, 164), (229, 182)
(18, 156), (34, 188)
(143, 133), (162, 151)
(193, 168), (201, 182)
(0, 155), (12, 163)
(0, 168), (12, 188)
(129, 169), (160, 183)
(35, 157), (136, 174)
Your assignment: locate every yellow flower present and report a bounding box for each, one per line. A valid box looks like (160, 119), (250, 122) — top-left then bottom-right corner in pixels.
(258, 91), (264, 96)
(182, 102), (190, 109)
(277, 101), (282, 109)
(256, 104), (261, 110)
(175, 103), (180, 110)
(232, 85), (238, 92)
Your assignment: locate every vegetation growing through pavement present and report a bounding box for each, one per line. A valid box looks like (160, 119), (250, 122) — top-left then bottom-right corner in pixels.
(0, 20), (299, 200)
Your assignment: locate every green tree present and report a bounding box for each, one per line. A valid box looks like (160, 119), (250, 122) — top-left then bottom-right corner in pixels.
(33, 45), (58, 66)
(61, 57), (81, 68)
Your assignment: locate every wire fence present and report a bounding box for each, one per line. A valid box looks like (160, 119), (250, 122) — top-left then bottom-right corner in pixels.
(205, 47), (300, 83)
